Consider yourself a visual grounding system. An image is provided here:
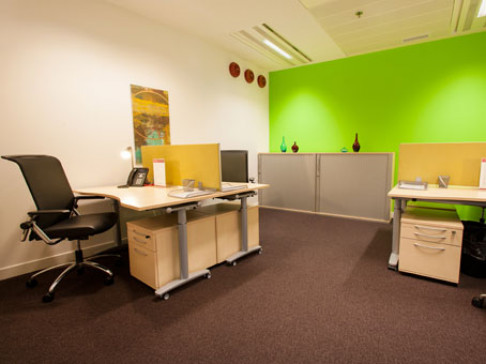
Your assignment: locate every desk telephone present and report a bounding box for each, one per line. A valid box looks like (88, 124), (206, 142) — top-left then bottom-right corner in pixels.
(118, 168), (148, 188)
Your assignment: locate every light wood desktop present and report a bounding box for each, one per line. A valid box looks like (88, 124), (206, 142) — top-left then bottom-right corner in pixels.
(387, 185), (486, 271)
(74, 183), (269, 299)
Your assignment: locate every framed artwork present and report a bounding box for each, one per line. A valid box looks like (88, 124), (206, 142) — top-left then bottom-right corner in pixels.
(130, 84), (170, 164)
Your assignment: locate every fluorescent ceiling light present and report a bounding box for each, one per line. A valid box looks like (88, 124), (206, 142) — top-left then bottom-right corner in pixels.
(263, 39), (292, 59)
(479, 0), (486, 17)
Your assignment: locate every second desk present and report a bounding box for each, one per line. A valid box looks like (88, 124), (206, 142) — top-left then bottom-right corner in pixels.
(75, 184), (269, 299)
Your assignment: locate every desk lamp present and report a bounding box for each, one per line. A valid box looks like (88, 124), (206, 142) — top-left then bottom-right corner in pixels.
(118, 146), (135, 188)
(120, 146), (134, 169)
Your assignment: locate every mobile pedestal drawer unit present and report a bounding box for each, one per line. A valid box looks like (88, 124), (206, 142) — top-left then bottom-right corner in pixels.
(127, 212), (217, 289)
(398, 208), (464, 284)
(195, 202), (260, 264)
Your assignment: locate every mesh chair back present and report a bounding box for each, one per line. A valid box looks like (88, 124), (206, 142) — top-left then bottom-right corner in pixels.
(2, 155), (75, 228)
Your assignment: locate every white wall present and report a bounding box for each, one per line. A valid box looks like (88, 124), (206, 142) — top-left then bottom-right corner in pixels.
(0, 0), (269, 279)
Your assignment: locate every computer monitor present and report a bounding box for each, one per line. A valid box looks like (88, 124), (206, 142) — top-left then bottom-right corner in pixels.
(221, 150), (249, 183)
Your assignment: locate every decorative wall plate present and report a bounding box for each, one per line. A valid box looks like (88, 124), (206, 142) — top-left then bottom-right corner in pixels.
(229, 62), (240, 77)
(257, 75), (266, 88)
(244, 69), (255, 83)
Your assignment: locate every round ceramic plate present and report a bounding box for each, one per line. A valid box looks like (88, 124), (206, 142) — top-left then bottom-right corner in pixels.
(244, 69), (255, 83)
(229, 62), (240, 77)
(257, 75), (266, 88)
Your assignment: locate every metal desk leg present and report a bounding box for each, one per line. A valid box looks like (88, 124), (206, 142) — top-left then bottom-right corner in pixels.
(113, 199), (122, 246)
(388, 198), (403, 270)
(225, 194), (262, 265)
(155, 203), (210, 300)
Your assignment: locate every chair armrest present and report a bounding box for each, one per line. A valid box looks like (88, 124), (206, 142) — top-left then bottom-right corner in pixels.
(74, 195), (105, 201)
(73, 195), (106, 209)
(20, 212), (67, 245)
(27, 209), (71, 217)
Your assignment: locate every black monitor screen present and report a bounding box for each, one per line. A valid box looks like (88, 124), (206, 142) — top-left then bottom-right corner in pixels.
(221, 150), (248, 183)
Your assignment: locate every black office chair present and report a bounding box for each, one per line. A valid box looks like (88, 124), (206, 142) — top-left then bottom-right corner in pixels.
(2, 155), (120, 302)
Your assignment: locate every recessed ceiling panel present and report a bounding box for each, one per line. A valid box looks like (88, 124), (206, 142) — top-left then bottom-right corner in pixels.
(299, 0), (484, 56)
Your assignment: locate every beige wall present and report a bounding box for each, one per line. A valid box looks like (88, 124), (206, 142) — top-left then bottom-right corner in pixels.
(0, 0), (269, 279)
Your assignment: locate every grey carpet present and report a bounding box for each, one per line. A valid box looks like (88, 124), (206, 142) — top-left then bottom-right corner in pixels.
(1, 207), (485, 363)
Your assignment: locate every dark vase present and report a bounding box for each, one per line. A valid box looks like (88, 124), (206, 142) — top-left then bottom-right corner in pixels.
(291, 141), (299, 153)
(352, 133), (360, 152)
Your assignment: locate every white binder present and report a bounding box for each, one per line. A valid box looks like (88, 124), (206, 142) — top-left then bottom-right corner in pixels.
(480, 158), (486, 190)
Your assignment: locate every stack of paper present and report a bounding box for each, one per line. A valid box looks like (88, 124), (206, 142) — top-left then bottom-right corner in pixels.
(398, 181), (428, 190)
(168, 188), (212, 198)
(221, 182), (247, 192)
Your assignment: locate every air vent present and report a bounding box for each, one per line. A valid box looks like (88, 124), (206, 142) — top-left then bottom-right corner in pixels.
(402, 34), (430, 43)
(231, 24), (312, 67)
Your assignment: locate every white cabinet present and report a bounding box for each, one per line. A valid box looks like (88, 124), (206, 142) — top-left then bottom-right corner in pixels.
(398, 208), (464, 284)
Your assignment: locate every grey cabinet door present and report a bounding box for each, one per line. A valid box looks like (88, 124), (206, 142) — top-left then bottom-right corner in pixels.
(258, 154), (317, 212)
(318, 154), (393, 220)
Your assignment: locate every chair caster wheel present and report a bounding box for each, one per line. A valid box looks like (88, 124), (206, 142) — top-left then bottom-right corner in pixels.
(160, 293), (169, 301)
(42, 293), (54, 303)
(104, 276), (114, 286)
(26, 278), (38, 288)
(258, 248), (263, 254)
(227, 261), (237, 266)
(206, 273), (211, 279)
(472, 296), (485, 308)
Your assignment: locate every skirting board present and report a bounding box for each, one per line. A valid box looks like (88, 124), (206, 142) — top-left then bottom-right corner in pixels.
(260, 205), (392, 224)
(0, 239), (126, 281)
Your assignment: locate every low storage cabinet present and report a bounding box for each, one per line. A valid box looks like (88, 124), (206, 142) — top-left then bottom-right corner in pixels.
(195, 203), (259, 263)
(127, 213), (217, 289)
(398, 208), (464, 284)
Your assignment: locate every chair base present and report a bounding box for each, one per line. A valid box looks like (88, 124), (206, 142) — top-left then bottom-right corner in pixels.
(27, 246), (120, 303)
(472, 293), (486, 308)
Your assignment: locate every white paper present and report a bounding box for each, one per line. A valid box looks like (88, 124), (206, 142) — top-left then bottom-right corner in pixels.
(480, 158), (486, 190)
(153, 158), (166, 186)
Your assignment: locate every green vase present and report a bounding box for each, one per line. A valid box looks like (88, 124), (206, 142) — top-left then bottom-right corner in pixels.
(280, 137), (287, 153)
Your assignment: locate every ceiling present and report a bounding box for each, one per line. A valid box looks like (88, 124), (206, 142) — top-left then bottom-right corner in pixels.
(104, 0), (486, 71)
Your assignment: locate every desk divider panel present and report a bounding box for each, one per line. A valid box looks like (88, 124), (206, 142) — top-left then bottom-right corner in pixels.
(398, 142), (486, 186)
(141, 144), (221, 190)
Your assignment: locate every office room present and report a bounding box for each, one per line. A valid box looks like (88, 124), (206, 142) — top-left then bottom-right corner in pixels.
(1, 0), (485, 363)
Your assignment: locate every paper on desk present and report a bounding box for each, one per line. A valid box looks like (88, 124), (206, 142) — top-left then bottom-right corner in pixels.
(168, 188), (212, 198)
(153, 158), (166, 186)
(221, 182), (247, 192)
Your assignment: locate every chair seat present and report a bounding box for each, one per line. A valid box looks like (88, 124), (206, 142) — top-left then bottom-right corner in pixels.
(44, 212), (118, 240)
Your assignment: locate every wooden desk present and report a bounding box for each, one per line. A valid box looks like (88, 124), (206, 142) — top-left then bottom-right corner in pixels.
(74, 184), (269, 299)
(387, 185), (486, 270)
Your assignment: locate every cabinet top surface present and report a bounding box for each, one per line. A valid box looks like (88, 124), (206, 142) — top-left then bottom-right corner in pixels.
(127, 210), (213, 230)
(401, 207), (463, 228)
(259, 152), (394, 156)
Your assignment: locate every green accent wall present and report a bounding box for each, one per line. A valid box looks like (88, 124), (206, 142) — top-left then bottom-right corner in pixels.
(269, 32), (486, 220)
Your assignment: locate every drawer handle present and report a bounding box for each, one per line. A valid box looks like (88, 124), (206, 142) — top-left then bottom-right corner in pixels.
(132, 230), (150, 239)
(133, 236), (149, 244)
(413, 243), (445, 251)
(413, 225), (447, 233)
(133, 247), (148, 257)
(414, 232), (446, 240)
